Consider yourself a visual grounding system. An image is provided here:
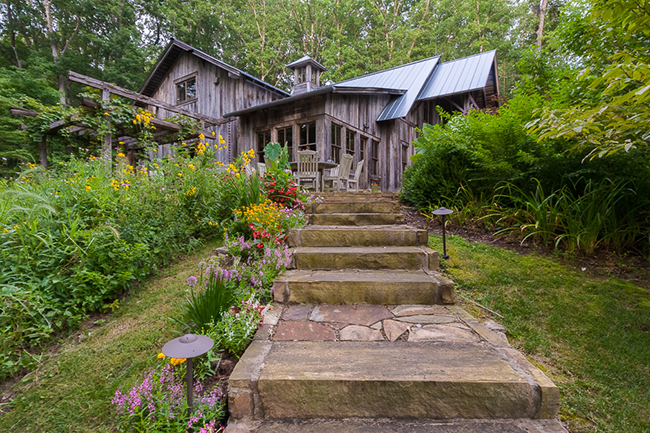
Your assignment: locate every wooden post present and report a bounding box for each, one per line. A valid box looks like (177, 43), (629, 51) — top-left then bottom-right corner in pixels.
(102, 88), (111, 168)
(40, 136), (48, 169)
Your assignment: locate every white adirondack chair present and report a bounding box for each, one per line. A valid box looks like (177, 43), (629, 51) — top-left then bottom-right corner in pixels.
(295, 150), (320, 191)
(347, 159), (364, 192)
(322, 153), (353, 191)
(257, 162), (266, 177)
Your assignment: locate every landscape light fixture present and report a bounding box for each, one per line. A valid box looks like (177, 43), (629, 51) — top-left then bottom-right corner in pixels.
(431, 207), (454, 260)
(162, 334), (214, 416)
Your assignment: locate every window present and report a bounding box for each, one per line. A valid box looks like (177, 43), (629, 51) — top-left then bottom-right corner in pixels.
(257, 131), (270, 161)
(346, 130), (355, 158)
(330, 123), (342, 163)
(370, 140), (379, 176)
(300, 122), (316, 151)
(297, 67), (306, 84)
(310, 69), (318, 85)
(401, 141), (409, 173)
(360, 137), (367, 166)
(277, 126), (293, 161)
(176, 77), (196, 103)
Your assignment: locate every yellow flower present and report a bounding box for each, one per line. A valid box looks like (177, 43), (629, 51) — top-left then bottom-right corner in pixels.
(157, 353), (165, 359)
(178, 172), (183, 177)
(2, 228), (8, 233)
(117, 152), (125, 158)
(199, 134), (205, 140)
(29, 163), (36, 169)
(14, 225), (19, 230)
(86, 185), (91, 191)
(188, 164), (195, 171)
(104, 112), (109, 115)
(212, 131), (216, 136)
(236, 172), (240, 178)
(119, 141), (124, 145)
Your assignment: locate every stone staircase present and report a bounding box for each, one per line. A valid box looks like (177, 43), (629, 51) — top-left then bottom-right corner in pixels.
(226, 192), (565, 433)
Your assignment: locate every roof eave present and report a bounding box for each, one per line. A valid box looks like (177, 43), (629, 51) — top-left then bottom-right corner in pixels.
(224, 86), (335, 117)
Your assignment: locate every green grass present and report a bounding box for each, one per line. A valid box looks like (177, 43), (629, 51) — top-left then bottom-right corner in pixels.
(432, 234), (650, 433)
(0, 243), (216, 432)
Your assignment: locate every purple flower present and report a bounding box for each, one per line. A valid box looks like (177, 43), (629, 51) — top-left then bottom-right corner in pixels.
(186, 276), (198, 286)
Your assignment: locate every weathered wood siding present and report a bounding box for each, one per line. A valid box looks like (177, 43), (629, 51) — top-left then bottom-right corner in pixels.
(147, 52), (284, 163)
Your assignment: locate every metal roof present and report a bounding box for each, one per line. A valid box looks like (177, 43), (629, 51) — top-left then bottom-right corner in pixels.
(139, 39), (290, 98)
(286, 55), (327, 71)
(417, 50), (496, 101)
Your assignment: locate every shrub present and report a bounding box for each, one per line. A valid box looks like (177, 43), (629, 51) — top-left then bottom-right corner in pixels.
(206, 299), (265, 357)
(178, 270), (235, 332)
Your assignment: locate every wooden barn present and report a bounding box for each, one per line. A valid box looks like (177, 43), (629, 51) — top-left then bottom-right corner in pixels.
(225, 51), (500, 191)
(137, 39), (289, 160)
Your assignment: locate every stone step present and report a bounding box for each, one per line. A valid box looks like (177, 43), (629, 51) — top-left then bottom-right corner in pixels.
(244, 341), (559, 420)
(317, 192), (397, 203)
(288, 225), (428, 248)
(273, 270), (455, 305)
(310, 201), (398, 214)
(310, 213), (404, 226)
(290, 246), (439, 271)
(226, 418), (568, 433)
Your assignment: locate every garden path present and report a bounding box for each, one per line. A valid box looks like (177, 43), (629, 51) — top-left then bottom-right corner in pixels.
(226, 192), (567, 432)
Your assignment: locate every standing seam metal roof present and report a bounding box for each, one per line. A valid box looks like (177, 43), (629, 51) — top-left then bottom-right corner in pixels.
(417, 50), (496, 101)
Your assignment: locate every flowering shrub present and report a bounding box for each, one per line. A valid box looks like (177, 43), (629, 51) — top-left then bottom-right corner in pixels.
(112, 362), (225, 432)
(263, 165), (299, 208)
(206, 299), (265, 357)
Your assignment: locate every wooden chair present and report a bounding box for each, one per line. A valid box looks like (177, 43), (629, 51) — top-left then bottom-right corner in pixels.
(295, 150), (320, 191)
(257, 162), (266, 177)
(322, 153), (353, 191)
(347, 159), (364, 192)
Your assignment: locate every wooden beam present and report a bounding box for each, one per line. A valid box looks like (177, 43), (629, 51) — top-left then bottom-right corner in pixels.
(79, 96), (100, 109)
(102, 89), (112, 166)
(10, 107), (39, 117)
(68, 71), (227, 127)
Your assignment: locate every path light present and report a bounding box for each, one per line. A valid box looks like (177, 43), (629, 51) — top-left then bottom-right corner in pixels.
(162, 334), (213, 416)
(431, 207), (454, 260)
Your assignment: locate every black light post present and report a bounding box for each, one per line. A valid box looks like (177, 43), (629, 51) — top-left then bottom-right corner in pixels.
(431, 207), (454, 260)
(162, 334), (214, 416)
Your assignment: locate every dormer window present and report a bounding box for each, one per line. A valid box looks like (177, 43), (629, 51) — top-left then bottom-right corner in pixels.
(176, 75), (197, 104)
(297, 67), (306, 84)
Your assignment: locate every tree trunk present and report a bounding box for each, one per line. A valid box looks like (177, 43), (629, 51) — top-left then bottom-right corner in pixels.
(536, 0), (549, 49)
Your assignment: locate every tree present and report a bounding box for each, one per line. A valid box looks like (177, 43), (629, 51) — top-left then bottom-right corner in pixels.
(528, 0), (650, 158)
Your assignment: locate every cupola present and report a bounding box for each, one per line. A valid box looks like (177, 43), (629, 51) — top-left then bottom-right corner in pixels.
(285, 56), (327, 95)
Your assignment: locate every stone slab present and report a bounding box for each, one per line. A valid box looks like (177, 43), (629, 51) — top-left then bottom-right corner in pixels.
(246, 418), (568, 433)
(284, 269), (442, 305)
(383, 319), (410, 341)
(408, 324), (481, 343)
(258, 341), (535, 419)
(274, 321), (336, 341)
(288, 225), (428, 248)
(394, 315), (457, 325)
(309, 304), (393, 326)
(282, 305), (311, 321)
(292, 247), (430, 271)
(311, 213), (404, 226)
(339, 325), (384, 341)
(263, 307), (282, 326)
(392, 304), (452, 317)
(312, 201), (396, 214)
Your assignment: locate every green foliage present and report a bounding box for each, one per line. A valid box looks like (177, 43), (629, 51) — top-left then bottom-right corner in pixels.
(178, 271), (234, 332)
(0, 151), (245, 379)
(403, 96), (650, 257)
(528, 0), (650, 157)
(206, 299), (264, 357)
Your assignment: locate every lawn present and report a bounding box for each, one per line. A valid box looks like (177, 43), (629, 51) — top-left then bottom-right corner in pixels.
(0, 243), (217, 433)
(433, 234), (650, 433)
